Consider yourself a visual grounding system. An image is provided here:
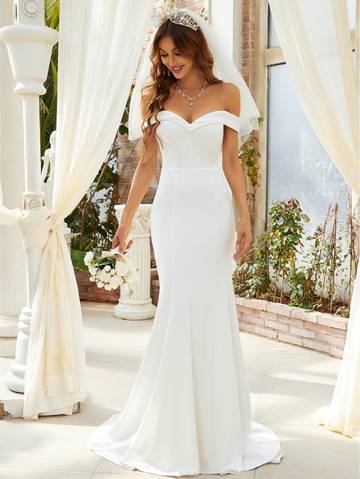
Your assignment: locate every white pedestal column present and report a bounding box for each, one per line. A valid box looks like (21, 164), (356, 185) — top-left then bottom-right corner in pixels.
(113, 203), (156, 320)
(0, 0), (26, 358)
(0, 0), (58, 405)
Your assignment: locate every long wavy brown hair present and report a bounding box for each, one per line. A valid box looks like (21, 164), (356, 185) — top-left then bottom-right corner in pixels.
(140, 17), (223, 151)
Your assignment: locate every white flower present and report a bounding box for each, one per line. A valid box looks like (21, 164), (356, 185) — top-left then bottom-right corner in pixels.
(110, 269), (116, 276)
(96, 282), (104, 288)
(89, 276), (95, 282)
(88, 266), (97, 275)
(104, 284), (112, 291)
(104, 265), (111, 272)
(84, 251), (94, 265)
(109, 275), (121, 289)
(100, 250), (113, 259)
(99, 269), (111, 283)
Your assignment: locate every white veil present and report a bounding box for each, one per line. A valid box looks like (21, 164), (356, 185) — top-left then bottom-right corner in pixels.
(127, 7), (261, 149)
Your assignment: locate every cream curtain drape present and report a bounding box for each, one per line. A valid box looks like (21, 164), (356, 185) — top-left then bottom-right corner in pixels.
(268, 0), (360, 437)
(0, 0), (154, 419)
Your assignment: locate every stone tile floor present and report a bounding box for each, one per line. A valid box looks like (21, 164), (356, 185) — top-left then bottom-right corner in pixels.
(0, 300), (358, 479)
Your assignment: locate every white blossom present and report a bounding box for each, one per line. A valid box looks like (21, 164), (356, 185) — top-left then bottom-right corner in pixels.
(109, 275), (121, 289)
(100, 250), (113, 259)
(88, 266), (97, 276)
(99, 269), (111, 283)
(84, 251), (94, 265)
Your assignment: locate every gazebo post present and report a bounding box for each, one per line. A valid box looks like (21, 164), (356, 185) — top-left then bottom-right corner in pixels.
(0, 0), (57, 417)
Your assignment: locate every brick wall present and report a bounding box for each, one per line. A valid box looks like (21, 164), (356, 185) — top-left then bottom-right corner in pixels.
(117, 138), (159, 205)
(240, 0), (257, 92)
(236, 297), (348, 358)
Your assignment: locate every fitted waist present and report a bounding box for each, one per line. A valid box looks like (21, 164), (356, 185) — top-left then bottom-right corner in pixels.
(161, 165), (223, 170)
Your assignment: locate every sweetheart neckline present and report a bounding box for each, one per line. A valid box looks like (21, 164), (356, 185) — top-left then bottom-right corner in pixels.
(157, 109), (240, 126)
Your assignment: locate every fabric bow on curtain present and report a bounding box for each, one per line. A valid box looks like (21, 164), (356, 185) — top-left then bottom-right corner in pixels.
(268, 0), (360, 437)
(0, 0), (154, 419)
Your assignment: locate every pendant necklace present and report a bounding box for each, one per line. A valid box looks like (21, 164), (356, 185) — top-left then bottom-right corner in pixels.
(175, 79), (207, 107)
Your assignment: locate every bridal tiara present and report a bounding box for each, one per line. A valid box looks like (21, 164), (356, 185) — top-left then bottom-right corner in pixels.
(159, 8), (199, 31)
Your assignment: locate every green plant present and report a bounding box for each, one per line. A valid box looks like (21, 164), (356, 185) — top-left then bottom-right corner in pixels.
(304, 202), (351, 314)
(232, 196), (355, 317)
(239, 118), (263, 189)
(267, 199), (310, 302)
(65, 141), (119, 253)
(286, 268), (316, 309)
(233, 230), (270, 297)
(70, 249), (87, 273)
(40, 0), (59, 157)
(238, 119), (263, 228)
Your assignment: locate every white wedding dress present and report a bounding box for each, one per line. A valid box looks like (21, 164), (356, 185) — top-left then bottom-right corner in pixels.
(87, 109), (283, 476)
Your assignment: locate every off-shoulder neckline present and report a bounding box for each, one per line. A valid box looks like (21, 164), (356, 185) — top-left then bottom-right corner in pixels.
(157, 109), (240, 126)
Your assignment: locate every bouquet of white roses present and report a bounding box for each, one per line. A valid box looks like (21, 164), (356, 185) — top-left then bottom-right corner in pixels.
(84, 246), (138, 294)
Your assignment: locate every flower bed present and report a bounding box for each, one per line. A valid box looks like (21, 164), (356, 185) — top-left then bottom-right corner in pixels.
(236, 297), (347, 358)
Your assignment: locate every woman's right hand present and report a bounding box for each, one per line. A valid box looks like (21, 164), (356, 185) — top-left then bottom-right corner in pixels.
(111, 221), (134, 254)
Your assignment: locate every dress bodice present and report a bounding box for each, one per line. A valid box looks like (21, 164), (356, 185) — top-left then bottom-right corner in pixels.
(153, 110), (242, 169)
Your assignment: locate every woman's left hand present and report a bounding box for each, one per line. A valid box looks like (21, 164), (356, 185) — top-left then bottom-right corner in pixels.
(233, 218), (253, 262)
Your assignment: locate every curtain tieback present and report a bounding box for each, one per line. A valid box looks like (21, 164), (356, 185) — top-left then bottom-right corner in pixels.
(17, 207), (60, 251)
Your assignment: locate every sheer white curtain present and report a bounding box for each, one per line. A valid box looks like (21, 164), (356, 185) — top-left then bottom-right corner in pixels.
(0, 0), (154, 419)
(268, 0), (360, 437)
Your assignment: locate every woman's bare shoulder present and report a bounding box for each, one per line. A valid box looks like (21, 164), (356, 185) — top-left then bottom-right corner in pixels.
(221, 81), (241, 116)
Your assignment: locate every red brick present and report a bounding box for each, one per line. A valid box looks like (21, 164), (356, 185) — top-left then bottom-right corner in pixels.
(150, 268), (159, 279)
(75, 270), (92, 286)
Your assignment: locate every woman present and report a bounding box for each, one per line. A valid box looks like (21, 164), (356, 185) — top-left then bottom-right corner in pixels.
(88, 7), (283, 475)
